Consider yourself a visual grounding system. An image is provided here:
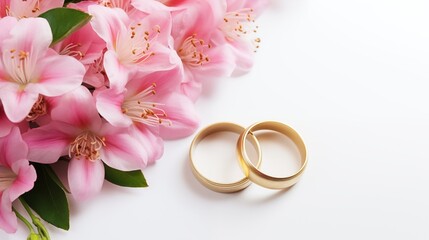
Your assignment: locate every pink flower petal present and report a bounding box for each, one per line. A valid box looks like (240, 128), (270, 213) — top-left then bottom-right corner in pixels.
(0, 192), (17, 233)
(50, 86), (102, 129)
(0, 127), (36, 234)
(180, 68), (201, 101)
(138, 43), (181, 74)
(100, 124), (147, 170)
(2, 18), (52, 59)
(197, 41), (235, 77)
(0, 85), (39, 123)
(8, 159), (37, 201)
(227, 41), (254, 76)
(9, 0), (63, 18)
(125, 68), (182, 98)
(28, 49), (85, 97)
(103, 50), (129, 89)
(0, 128), (28, 167)
(0, 106), (14, 137)
(0, 17), (17, 43)
(88, 5), (129, 49)
(158, 93), (199, 139)
(130, 124), (164, 165)
(22, 122), (73, 164)
(95, 88), (132, 127)
(68, 157), (105, 200)
(131, 0), (176, 12)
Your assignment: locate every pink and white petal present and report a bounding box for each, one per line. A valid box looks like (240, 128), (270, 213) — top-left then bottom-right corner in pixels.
(38, 0), (64, 14)
(197, 43), (235, 77)
(137, 44), (180, 74)
(2, 18), (51, 58)
(95, 88), (132, 127)
(158, 93), (199, 139)
(50, 86), (102, 129)
(180, 69), (201, 102)
(29, 50), (84, 97)
(126, 67), (182, 98)
(22, 123), (73, 164)
(0, 192), (17, 233)
(68, 157), (105, 200)
(100, 124), (147, 170)
(88, 5), (129, 49)
(9, 0), (63, 18)
(172, 0), (224, 42)
(131, 0), (176, 13)
(130, 124), (163, 165)
(83, 70), (107, 89)
(0, 85), (39, 123)
(103, 50), (129, 89)
(132, 7), (172, 44)
(0, 108), (14, 137)
(0, 128), (28, 167)
(0, 17), (17, 43)
(228, 41), (254, 76)
(8, 159), (36, 201)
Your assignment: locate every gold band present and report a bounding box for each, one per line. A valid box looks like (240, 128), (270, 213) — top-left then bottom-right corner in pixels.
(237, 121), (307, 189)
(189, 122), (262, 193)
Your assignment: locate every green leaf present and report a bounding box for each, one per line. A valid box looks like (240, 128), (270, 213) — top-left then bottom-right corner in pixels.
(44, 164), (70, 194)
(39, 8), (91, 45)
(22, 163), (70, 230)
(104, 164), (148, 188)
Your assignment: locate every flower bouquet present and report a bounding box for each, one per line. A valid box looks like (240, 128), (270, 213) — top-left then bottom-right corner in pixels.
(0, 0), (266, 238)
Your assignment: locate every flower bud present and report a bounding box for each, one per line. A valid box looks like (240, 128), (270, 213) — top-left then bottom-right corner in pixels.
(27, 233), (42, 240)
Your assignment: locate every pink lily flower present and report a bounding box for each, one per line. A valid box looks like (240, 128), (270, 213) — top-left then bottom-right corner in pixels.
(0, 17), (85, 123)
(0, 0), (64, 18)
(215, 0), (268, 75)
(166, 0), (235, 100)
(0, 127), (37, 233)
(88, 5), (181, 87)
(95, 67), (199, 144)
(23, 87), (148, 200)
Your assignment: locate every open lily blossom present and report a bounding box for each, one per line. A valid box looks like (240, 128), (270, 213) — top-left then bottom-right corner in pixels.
(0, 17), (85, 123)
(0, 0), (267, 238)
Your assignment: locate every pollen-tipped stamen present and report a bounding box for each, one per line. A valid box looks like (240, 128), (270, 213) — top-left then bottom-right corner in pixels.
(116, 24), (161, 65)
(221, 8), (261, 51)
(69, 131), (106, 161)
(178, 34), (211, 67)
(60, 43), (85, 60)
(121, 83), (172, 127)
(26, 95), (47, 121)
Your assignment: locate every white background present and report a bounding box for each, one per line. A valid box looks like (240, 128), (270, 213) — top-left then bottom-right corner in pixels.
(3, 0), (429, 239)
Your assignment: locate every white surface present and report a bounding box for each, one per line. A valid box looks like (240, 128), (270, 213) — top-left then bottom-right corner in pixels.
(3, 0), (429, 239)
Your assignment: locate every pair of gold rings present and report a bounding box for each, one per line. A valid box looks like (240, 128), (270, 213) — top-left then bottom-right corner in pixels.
(189, 121), (307, 193)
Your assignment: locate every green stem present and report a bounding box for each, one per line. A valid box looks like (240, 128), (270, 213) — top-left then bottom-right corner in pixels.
(19, 198), (51, 240)
(12, 207), (35, 233)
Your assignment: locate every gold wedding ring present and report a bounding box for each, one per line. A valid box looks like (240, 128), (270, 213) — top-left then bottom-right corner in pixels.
(189, 121), (307, 192)
(237, 121), (307, 189)
(189, 122), (262, 193)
